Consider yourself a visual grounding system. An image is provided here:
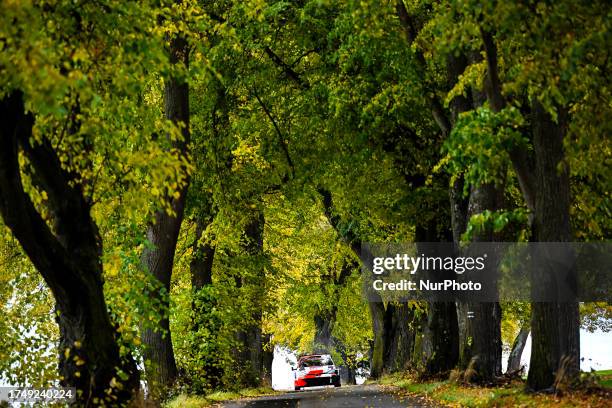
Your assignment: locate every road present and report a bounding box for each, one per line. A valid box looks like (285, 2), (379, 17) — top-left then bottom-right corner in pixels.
(220, 384), (440, 407)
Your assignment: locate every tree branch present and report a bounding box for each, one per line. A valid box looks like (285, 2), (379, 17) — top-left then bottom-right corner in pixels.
(264, 46), (310, 90)
(252, 89), (295, 180)
(480, 28), (536, 212)
(20, 132), (100, 252)
(317, 188), (361, 257)
(480, 28), (504, 112)
(0, 92), (76, 298)
(396, 0), (451, 135)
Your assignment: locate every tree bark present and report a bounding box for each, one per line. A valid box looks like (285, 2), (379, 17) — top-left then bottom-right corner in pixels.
(141, 34), (190, 394)
(313, 252), (355, 355)
(262, 333), (274, 384)
(313, 310), (335, 353)
(456, 185), (503, 382)
(415, 225), (460, 378)
(334, 340), (357, 385)
(369, 300), (387, 379)
(480, 27), (579, 392)
(0, 92), (139, 406)
(422, 302), (459, 376)
(507, 326), (529, 373)
(383, 303), (417, 373)
(189, 215), (222, 388)
(527, 101), (579, 390)
(235, 211), (268, 386)
(191, 217), (215, 291)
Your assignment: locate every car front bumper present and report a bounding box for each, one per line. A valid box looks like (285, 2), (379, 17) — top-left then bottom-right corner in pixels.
(295, 375), (340, 388)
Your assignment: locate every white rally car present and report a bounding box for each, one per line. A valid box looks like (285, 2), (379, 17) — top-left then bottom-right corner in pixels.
(293, 354), (341, 390)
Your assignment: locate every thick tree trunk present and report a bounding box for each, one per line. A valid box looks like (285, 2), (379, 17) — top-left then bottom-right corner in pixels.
(369, 300), (387, 379)
(141, 205), (184, 391)
(142, 34), (190, 394)
(0, 92), (139, 406)
(415, 226), (459, 377)
(479, 29), (579, 390)
(507, 326), (529, 373)
(367, 302), (399, 378)
(527, 102), (579, 391)
(383, 303), (417, 373)
(447, 52), (503, 383)
(456, 184), (503, 382)
(423, 302), (459, 376)
(245, 320), (264, 385)
(457, 301), (502, 381)
(396, 0), (502, 381)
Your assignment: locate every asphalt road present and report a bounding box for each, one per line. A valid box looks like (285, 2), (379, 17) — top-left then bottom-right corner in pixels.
(220, 384), (440, 408)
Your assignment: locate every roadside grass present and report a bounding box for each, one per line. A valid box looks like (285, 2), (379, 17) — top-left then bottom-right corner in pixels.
(375, 372), (611, 407)
(165, 386), (276, 408)
(595, 369), (612, 388)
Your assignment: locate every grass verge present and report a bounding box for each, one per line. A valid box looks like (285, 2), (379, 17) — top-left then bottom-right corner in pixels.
(375, 371), (611, 408)
(595, 369), (612, 388)
(165, 386), (276, 408)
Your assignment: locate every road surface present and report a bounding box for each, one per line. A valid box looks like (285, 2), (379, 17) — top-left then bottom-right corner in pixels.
(220, 384), (440, 407)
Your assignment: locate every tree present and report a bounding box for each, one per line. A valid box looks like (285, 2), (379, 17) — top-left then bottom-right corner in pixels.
(0, 91), (139, 406)
(141, 26), (190, 397)
(395, 0), (503, 381)
(0, 2), (184, 403)
(446, 1), (609, 390)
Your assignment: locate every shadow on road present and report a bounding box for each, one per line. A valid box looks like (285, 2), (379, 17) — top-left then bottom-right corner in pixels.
(220, 384), (438, 407)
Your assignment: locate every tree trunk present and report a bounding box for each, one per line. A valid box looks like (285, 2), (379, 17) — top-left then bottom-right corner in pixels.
(141, 34), (190, 394)
(313, 310), (335, 353)
(456, 184), (503, 382)
(527, 102), (579, 391)
(235, 211), (267, 386)
(191, 217), (215, 291)
(344, 367), (357, 385)
(334, 340), (357, 385)
(262, 333), (274, 384)
(507, 326), (529, 373)
(313, 254), (355, 354)
(369, 300), (387, 379)
(383, 303), (417, 373)
(416, 226), (459, 377)
(0, 92), (139, 406)
(190, 215), (222, 389)
(447, 50), (503, 384)
(423, 302), (459, 376)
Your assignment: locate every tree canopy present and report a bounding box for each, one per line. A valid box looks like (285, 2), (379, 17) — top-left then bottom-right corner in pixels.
(0, 0), (610, 406)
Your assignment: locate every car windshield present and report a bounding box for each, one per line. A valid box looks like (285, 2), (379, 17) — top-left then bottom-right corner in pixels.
(300, 356), (332, 367)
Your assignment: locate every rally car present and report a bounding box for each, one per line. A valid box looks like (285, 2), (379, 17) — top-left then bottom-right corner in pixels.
(293, 354), (341, 390)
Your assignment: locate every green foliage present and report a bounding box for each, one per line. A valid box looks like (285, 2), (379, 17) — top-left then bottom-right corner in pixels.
(0, 232), (58, 386)
(444, 106), (528, 189)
